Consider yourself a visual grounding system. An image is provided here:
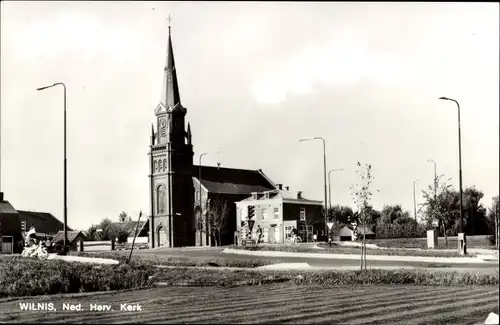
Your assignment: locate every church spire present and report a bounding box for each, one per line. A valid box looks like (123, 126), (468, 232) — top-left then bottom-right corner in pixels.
(160, 16), (181, 110)
(187, 122), (192, 145)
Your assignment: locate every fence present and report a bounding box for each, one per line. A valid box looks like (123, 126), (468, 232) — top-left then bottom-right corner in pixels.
(81, 240), (115, 252)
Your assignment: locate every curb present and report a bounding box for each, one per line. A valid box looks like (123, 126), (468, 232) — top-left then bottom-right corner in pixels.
(223, 248), (496, 264)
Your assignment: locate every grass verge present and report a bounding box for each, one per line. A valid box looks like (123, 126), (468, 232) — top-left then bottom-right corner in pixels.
(69, 251), (277, 268)
(229, 244), (478, 257)
(1, 255), (498, 298)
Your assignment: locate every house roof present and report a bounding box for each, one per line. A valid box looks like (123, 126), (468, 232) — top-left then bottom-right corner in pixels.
(0, 200), (18, 214)
(18, 210), (68, 234)
(51, 230), (85, 244)
(238, 189), (323, 206)
(193, 165), (276, 195)
(109, 220), (148, 236)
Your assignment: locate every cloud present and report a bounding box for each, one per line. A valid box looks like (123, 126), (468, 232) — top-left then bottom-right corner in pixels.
(13, 13), (143, 63)
(248, 38), (421, 105)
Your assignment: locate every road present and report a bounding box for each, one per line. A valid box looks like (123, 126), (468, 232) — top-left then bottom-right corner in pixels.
(133, 247), (499, 271)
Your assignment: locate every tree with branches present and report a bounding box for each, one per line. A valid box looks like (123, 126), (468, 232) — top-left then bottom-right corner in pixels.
(206, 198), (229, 247)
(420, 174), (454, 247)
(488, 195), (499, 249)
(349, 162), (378, 271)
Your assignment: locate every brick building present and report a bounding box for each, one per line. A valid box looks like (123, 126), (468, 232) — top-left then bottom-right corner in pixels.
(235, 186), (324, 244)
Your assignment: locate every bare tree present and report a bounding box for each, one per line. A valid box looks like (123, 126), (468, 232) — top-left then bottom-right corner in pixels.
(349, 162), (378, 271)
(206, 198), (229, 247)
(488, 195), (499, 249)
(302, 217), (315, 242)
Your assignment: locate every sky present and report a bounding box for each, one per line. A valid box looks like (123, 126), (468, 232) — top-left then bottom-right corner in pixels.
(1, 1), (498, 231)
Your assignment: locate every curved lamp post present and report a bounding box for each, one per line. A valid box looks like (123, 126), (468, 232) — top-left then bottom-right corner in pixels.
(439, 96), (465, 255)
(37, 82), (68, 253)
(413, 179), (419, 221)
(299, 137), (328, 240)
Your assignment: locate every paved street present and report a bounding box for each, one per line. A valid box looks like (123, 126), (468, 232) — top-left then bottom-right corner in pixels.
(133, 247), (499, 271)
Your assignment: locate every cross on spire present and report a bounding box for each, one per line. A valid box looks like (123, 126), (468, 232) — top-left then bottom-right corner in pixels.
(167, 14), (172, 29)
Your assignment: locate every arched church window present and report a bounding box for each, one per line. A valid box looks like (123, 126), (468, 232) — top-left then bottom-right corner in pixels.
(163, 159), (167, 171)
(159, 159), (163, 172)
(157, 184), (166, 214)
(154, 160), (158, 172)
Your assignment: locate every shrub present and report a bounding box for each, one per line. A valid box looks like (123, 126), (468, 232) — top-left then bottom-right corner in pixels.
(375, 223), (427, 239)
(0, 256), (156, 298)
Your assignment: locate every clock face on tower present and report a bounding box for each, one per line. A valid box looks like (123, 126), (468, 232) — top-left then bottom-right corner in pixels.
(159, 118), (167, 137)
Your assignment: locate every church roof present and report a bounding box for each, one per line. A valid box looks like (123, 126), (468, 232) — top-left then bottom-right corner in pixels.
(193, 165), (276, 195)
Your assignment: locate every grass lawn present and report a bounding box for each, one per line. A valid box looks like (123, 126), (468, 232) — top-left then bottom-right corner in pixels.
(0, 284), (497, 324)
(232, 244), (480, 257)
(366, 235), (496, 250)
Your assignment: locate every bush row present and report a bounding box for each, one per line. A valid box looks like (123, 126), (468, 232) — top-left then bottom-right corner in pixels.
(374, 223), (428, 239)
(0, 256), (156, 298)
(149, 267), (499, 287)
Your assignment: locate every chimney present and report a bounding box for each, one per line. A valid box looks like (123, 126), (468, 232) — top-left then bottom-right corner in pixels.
(277, 184), (283, 190)
(285, 186), (290, 191)
(297, 191), (302, 199)
(0, 192), (3, 202)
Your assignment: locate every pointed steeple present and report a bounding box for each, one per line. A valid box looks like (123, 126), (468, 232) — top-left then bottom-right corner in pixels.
(151, 123), (156, 145)
(160, 24), (182, 111)
(187, 122), (192, 145)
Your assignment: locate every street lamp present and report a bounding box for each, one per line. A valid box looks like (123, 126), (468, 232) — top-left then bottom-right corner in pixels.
(439, 96), (465, 255)
(427, 159), (438, 225)
(199, 153), (207, 247)
(328, 168), (344, 212)
(413, 180), (419, 221)
(299, 137), (328, 240)
(37, 82), (68, 253)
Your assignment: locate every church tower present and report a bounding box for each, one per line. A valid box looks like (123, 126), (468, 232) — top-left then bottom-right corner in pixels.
(149, 24), (195, 248)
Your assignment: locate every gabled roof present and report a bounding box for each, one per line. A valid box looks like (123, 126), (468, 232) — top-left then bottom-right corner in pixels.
(109, 220), (148, 237)
(51, 230), (85, 245)
(193, 165), (276, 195)
(0, 200), (18, 214)
(18, 210), (68, 234)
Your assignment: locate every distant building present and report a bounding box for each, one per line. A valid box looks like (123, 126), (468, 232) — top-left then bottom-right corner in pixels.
(235, 186), (324, 244)
(332, 225), (375, 241)
(51, 231), (86, 251)
(17, 210), (67, 236)
(109, 220), (149, 239)
(0, 192), (68, 254)
(0, 192), (22, 253)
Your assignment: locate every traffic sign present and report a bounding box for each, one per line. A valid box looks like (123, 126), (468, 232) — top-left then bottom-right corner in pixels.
(327, 222), (334, 230)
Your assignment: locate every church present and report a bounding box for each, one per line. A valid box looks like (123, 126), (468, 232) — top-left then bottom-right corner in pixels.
(148, 25), (278, 247)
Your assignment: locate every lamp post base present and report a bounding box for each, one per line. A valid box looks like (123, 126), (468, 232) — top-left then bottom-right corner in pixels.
(458, 232), (467, 255)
